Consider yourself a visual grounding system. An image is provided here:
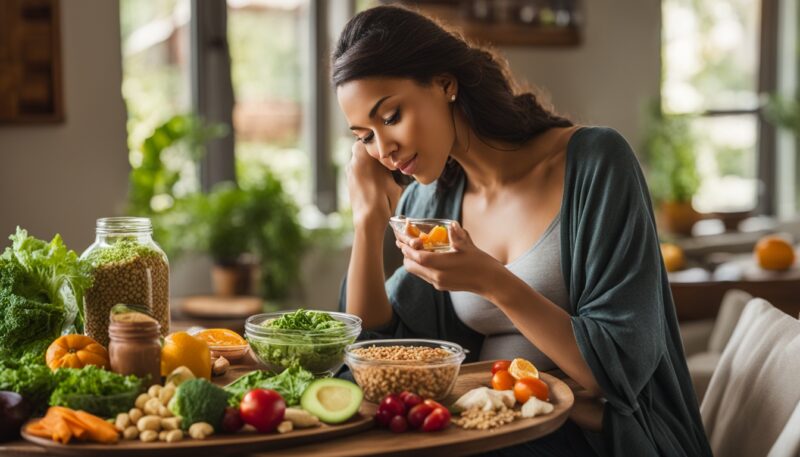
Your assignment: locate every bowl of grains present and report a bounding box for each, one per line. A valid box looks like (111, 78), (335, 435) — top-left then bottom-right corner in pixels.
(344, 339), (465, 403)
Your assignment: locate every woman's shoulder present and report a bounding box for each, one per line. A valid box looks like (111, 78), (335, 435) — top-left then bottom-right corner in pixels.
(569, 126), (639, 169)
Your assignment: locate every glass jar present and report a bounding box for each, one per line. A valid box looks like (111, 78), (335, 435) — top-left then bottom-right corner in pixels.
(81, 217), (170, 347)
(109, 315), (162, 387)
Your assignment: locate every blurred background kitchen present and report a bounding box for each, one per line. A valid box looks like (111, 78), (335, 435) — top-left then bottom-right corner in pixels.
(0, 0), (798, 399)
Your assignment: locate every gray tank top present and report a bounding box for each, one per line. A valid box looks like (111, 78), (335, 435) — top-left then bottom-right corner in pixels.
(450, 214), (569, 371)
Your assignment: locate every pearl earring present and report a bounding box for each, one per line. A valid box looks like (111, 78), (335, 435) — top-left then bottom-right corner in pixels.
(450, 94), (456, 102)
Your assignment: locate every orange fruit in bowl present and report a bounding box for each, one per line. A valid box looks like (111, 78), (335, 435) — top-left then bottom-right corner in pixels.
(427, 225), (449, 245)
(660, 243), (685, 272)
(508, 358), (539, 380)
(194, 328), (247, 347)
(755, 235), (796, 271)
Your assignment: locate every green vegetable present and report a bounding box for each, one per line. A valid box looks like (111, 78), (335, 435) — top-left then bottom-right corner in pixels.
(268, 308), (345, 332)
(224, 365), (314, 407)
(50, 366), (142, 418)
(249, 309), (354, 374)
(84, 239), (162, 266)
(168, 378), (230, 431)
(0, 228), (92, 361)
(0, 357), (57, 414)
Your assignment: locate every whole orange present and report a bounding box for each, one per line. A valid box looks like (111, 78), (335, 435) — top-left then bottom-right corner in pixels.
(755, 236), (796, 271)
(660, 243), (685, 272)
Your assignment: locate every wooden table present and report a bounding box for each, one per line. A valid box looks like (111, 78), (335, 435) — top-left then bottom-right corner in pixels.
(670, 265), (800, 321)
(1, 361), (575, 457)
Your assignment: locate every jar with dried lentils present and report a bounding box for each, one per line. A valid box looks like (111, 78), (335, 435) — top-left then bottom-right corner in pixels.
(81, 217), (169, 347)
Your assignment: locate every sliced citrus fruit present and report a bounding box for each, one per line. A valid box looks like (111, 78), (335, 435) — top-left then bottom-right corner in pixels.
(194, 328), (246, 346)
(427, 225), (449, 245)
(405, 221), (421, 237)
(508, 358), (539, 380)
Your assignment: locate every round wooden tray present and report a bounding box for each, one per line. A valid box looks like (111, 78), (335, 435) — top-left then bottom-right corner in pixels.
(254, 361), (575, 457)
(21, 406), (374, 457)
(16, 361), (574, 457)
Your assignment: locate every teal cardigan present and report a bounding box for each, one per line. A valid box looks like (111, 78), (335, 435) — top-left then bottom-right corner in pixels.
(340, 127), (712, 456)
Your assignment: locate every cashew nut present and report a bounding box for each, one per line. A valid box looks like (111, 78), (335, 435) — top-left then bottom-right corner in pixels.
(115, 413), (131, 431)
(139, 430), (158, 442)
(123, 426), (139, 440)
(137, 415), (162, 432)
(188, 422), (214, 439)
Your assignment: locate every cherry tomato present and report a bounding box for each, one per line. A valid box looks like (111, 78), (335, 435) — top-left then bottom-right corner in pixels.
(374, 407), (395, 427)
(239, 389), (286, 433)
(491, 370), (516, 391)
(423, 399), (446, 410)
(380, 394), (406, 417)
(514, 377), (550, 403)
(221, 406), (244, 433)
(491, 360), (512, 374)
(421, 407), (451, 432)
(407, 403), (434, 429)
(389, 414), (408, 433)
(399, 391), (423, 409)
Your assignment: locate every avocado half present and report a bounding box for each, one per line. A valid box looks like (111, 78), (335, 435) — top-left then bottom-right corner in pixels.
(300, 378), (363, 424)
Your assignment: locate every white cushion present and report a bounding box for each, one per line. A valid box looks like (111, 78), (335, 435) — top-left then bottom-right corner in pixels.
(768, 401), (800, 457)
(686, 351), (721, 402)
(707, 289), (752, 353)
(701, 298), (800, 457)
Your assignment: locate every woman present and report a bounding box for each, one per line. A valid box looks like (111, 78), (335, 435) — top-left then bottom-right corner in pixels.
(334, 6), (711, 457)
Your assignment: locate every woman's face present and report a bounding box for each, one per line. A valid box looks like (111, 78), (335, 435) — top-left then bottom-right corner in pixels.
(336, 77), (456, 184)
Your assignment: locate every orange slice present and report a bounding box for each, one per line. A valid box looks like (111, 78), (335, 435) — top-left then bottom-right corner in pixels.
(508, 358), (539, 380)
(194, 328), (247, 346)
(405, 221), (421, 237)
(428, 225), (449, 245)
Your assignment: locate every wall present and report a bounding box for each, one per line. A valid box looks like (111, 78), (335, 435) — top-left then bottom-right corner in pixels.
(0, 0), (129, 251)
(503, 0), (661, 149)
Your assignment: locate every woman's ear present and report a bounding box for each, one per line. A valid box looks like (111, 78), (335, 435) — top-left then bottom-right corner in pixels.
(433, 74), (458, 100)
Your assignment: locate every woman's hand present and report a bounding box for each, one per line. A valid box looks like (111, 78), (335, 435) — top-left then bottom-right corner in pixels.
(395, 222), (506, 295)
(346, 141), (403, 228)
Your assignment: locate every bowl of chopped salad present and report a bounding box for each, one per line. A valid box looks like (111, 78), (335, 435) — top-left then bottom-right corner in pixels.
(245, 309), (362, 376)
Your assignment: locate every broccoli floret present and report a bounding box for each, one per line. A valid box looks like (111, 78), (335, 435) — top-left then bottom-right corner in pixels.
(168, 378), (230, 431)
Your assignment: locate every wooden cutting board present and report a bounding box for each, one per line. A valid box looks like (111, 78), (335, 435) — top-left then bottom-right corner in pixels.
(21, 406), (375, 457)
(178, 295), (263, 319)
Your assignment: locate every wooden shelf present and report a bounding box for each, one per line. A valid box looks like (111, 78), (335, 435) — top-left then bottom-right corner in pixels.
(407, 2), (581, 47)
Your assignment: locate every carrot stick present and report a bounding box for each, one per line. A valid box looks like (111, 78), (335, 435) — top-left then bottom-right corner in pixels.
(73, 410), (120, 444)
(24, 420), (52, 438)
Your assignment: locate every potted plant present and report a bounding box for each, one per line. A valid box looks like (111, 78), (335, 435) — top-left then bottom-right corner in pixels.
(641, 104), (702, 236)
(196, 178), (305, 299)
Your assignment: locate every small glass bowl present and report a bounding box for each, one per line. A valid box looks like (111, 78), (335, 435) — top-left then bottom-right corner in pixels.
(245, 311), (362, 376)
(344, 339), (465, 403)
(389, 216), (456, 252)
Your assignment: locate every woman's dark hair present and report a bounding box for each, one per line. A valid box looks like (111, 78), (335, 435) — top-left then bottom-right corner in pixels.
(332, 5), (573, 190)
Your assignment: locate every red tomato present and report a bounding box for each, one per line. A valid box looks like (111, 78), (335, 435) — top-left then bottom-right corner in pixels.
(421, 407), (451, 432)
(491, 370), (516, 391)
(407, 403), (434, 429)
(374, 407), (395, 427)
(239, 389), (286, 433)
(380, 394), (407, 417)
(399, 391), (423, 409)
(423, 399), (446, 410)
(389, 414), (408, 433)
(513, 377), (550, 403)
(221, 406), (244, 433)
(491, 360), (512, 374)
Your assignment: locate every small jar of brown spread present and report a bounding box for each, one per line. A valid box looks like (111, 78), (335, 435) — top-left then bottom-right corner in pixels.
(109, 311), (162, 387)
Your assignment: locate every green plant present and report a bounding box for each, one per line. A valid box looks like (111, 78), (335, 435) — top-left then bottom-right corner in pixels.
(764, 95), (800, 135)
(191, 177), (305, 299)
(641, 103), (701, 204)
(127, 114), (227, 259)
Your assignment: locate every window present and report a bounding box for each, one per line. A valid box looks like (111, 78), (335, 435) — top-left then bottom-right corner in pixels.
(227, 0), (311, 205)
(661, 0), (763, 214)
(120, 0), (196, 198)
